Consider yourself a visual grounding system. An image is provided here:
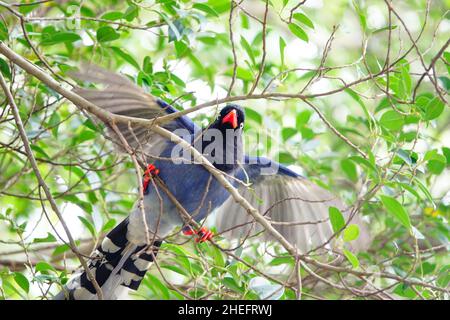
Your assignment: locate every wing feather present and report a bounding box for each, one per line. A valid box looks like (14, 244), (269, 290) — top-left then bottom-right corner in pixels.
(70, 65), (198, 159)
(216, 159), (371, 253)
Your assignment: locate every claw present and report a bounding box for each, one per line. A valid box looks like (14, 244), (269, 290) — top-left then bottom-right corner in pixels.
(182, 226), (195, 236)
(145, 164), (160, 177)
(183, 226), (213, 243)
(143, 164), (160, 194)
(196, 227), (213, 243)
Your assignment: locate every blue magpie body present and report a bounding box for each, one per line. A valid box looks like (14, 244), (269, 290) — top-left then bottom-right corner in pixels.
(54, 66), (370, 299)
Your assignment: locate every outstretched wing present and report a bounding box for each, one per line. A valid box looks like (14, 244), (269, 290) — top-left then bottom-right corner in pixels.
(215, 156), (370, 253)
(71, 65), (198, 159)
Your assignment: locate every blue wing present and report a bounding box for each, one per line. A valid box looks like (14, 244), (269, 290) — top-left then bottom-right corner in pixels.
(155, 98), (199, 133)
(236, 155), (301, 181)
(216, 156), (370, 253)
(72, 65), (199, 159)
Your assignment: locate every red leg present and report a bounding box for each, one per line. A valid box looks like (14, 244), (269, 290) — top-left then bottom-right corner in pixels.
(142, 164), (160, 194)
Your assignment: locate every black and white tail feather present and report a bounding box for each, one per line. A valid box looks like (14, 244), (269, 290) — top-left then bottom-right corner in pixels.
(54, 219), (161, 300)
(54, 65), (178, 300)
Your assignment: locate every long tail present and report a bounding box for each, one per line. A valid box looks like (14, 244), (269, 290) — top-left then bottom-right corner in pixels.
(54, 218), (161, 300)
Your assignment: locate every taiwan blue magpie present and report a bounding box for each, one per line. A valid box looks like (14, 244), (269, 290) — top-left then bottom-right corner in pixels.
(54, 66), (370, 299)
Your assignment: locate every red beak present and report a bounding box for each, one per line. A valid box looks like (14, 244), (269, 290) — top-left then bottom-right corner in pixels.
(221, 109), (238, 129)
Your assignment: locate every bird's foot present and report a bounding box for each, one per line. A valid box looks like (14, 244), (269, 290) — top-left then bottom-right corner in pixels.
(145, 164), (160, 177)
(143, 164), (160, 194)
(183, 226), (213, 243)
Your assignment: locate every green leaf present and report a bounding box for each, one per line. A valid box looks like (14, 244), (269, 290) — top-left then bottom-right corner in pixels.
(193, 3), (219, 17)
(399, 63), (412, 99)
(48, 112), (60, 138)
(343, 249), (359, 269)
(0, 58), (11, 80)
(426, 153), (446, 175)
(0, 20), (8, 41)
(174, 40), (189, 58)
(96, 26), (120, 43)
(62, 195), (93, 214)
(329, 207), (345, 234)
(197, 36), (217, 45)
(75, 130), (97, 144)
(288, 23), (308, 42)
(278, 152), (296, 164)
(442, 147), (450, 165)
(64, 166), (86, 184)
(87, 191), (98, 204)
(348, 156), (378, 175)
(395, 149), (413, 166)
(78, 216), (96, 237)
(380, 110), (404, 131)
(235, 67), (253, 81)
(413, 177), (435, 209)
(300, 126), (315, 140)
(343, 224), (360, 242)
(395, 182), (421, 201)
(145, 274), (170, 299)
(352, 0), (367, 32)
(393, 283), (417, 298)
(123, 4), (139, 22)
(143, 56), (153, 74)
(438, 76), (450, 92)
(162, 243), (192, 274)
(279, 37), (286, 67)
(281, 127), (297, 141)
(168, 20), (184, 42)
(52, 244), (70, 256)
(101, 11), (124, 21)
(344, 88), (373, 129)
(269, 255), (294, 266)
(35, 261), (56, 273)
(380, 195), (411, 230)
(223, 277), (244, 293)
(110, 47), (140, 69)
(375, 97), (390, 113)
(437, 266), (450, 288)
(14, 272), (29, 293)
(101, 219), (116, 232)
(31, 145), (50, 159)
(160, 264), (189, 277)
(18, 2), (39, 14)
(292, 13), (314, 29)
(41, 32), (81, 46)
(157, 13), (182, 42)
(244, 108), (263, 125)
(82, 118), (100, 132)
(210, 245), (226, 268)
(372, 25), (397, 34)
(240, 36), (256, 65)
(423, 96), (444, 120)
(296, 110), (312, 129)
(33, 232), (57, 244)
(444, 52), (450, 73)
(340, 159), (358, 182)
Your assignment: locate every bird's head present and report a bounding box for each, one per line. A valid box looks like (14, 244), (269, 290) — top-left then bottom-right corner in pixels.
(216, 104), (245, 131)
(203, 104), (245, 171)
